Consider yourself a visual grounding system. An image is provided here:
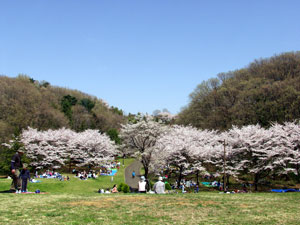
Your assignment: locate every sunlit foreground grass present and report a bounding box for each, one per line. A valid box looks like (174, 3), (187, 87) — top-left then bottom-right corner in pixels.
(0, 192), (299, 224)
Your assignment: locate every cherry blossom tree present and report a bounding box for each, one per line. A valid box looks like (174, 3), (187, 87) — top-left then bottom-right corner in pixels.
(267, 122), (300, 180)
(226, 125), (272, 190)
(70, 129), (117, 167)
(120, 115), (168, 178)
(20, 127), (74, 169)
(153, 125), (219, 185)
(20, 127), (117, 169)
(204, 131), (239, 189)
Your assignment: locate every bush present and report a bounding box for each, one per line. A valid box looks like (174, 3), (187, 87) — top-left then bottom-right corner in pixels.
(117, 183), (124, 192)
(122, 183), (130, 193)
(117, 183), (130, 193)
(165, 182), (172, 190)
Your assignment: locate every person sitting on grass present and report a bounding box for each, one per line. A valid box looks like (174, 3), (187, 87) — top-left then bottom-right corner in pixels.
(111, 184), (118, 193)
(19, 163), (30, 193)
(153, 176), (165, 194)
(138, 176), (147, 193)
(105, 188), (111, 194)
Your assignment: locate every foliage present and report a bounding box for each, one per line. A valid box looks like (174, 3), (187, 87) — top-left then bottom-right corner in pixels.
(80, 98), (95, 112)
(117, 183), (124, 192)
(0, 75), (125, 155)
(165, 182), (172, 190)
(117, 183), (130, 193)
(121, 183), (130, 193)
(110, 106), (123, 116)
(60, 95), (78, 123)
(106, 128), (121, 145)
(177, 52), (300, 130)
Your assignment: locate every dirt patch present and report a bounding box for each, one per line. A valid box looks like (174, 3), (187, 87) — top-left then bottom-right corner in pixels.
(240, 204), (249, 208)
(67, 195), (156, 208)
(68, 200), (113, 208)
(166, 200), (218, 207)
(67, 196), (218, 209)
(103, 196), (156, 203)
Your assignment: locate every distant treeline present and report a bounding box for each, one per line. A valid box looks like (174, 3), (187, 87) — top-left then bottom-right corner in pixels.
(177, 52), (300, 130)
(0, 75), (125, 143)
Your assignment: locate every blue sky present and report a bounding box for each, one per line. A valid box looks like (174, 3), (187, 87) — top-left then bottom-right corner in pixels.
(1, 1), (300, 114)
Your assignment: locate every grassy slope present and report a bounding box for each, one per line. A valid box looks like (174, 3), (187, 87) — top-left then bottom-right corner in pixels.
(0, 158), (299, 224)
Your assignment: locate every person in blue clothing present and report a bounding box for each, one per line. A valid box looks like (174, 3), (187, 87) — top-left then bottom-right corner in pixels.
(132, 171), (135, 178)
(19, 163), (30, 193)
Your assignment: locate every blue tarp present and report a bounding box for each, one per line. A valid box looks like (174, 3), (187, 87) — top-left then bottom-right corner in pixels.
(101, 169), (118, 176)
(271, 189), (300, 193)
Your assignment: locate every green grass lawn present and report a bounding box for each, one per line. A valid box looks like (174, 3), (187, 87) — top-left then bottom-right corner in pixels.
(0, 191), (299, 224)
(0, 158), (135, 194)
(0, 158), (299, 224)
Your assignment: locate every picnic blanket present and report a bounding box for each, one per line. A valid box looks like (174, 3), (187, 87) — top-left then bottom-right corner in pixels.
(30, 179), (42, 183)
(39, 175), (56, 179)
(101, 169), (118, 176)
(201, 182), (214, 187)
(271, 189), (300, 193)
(14, 192), (48, 194)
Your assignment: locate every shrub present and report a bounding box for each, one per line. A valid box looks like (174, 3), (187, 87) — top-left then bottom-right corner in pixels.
(122, 183), (130, 193)
(117, 183), (130, 193)
(165, 182), (172, 190)
(117, 183), (124, 192)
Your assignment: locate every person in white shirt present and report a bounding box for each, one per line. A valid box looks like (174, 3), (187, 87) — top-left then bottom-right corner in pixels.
(138, 176), (147, 193)
(153, 176), (165, 194)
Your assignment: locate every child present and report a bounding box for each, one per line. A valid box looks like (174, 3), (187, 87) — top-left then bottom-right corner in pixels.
(112, 184), (118, 193)
(19, 163), (30, 193)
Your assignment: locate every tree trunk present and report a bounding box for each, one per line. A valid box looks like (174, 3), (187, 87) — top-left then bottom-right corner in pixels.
(177, 166), (183, 187)
(254, 174), (259, 191)
(297, 164), (300, 182)
(196, 171), (199, 185)
(226, 174), (230, 188)
(69, 159), (72, 173)
(144, 166), (149, 179)
(141, 158), (149, 179)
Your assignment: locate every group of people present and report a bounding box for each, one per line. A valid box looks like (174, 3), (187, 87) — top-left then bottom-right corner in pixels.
(137, 176), (166, 194)
(98, 184), (118, 194)
(74, 170), (97, 180)
(10, 148), (223, 195)
(38, 170), (67, 181)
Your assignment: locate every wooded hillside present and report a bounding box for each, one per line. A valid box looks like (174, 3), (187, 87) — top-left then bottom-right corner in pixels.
(177, 52), (300, 130)
(0, 75), (125, 143)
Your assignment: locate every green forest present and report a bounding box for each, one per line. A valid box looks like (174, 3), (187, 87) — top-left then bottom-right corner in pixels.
(1, 51), (300, 142)
(177, 52), (300, 130)
(0, 75), (125, 144)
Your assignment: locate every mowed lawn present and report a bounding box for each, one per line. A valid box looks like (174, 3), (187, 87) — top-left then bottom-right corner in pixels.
(0, 158), (299, 225)
(0, 191), (299, 224)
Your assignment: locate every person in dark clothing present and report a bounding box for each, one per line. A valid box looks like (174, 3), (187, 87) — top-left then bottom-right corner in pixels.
(10, 148), (24, 192)
(19, 163), (30, 193)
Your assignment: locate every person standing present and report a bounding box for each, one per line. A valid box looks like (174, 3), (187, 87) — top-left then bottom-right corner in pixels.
(10, 148), (24, 192)
(19, 163), (30, 193)
(153, 176), (165, 194)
